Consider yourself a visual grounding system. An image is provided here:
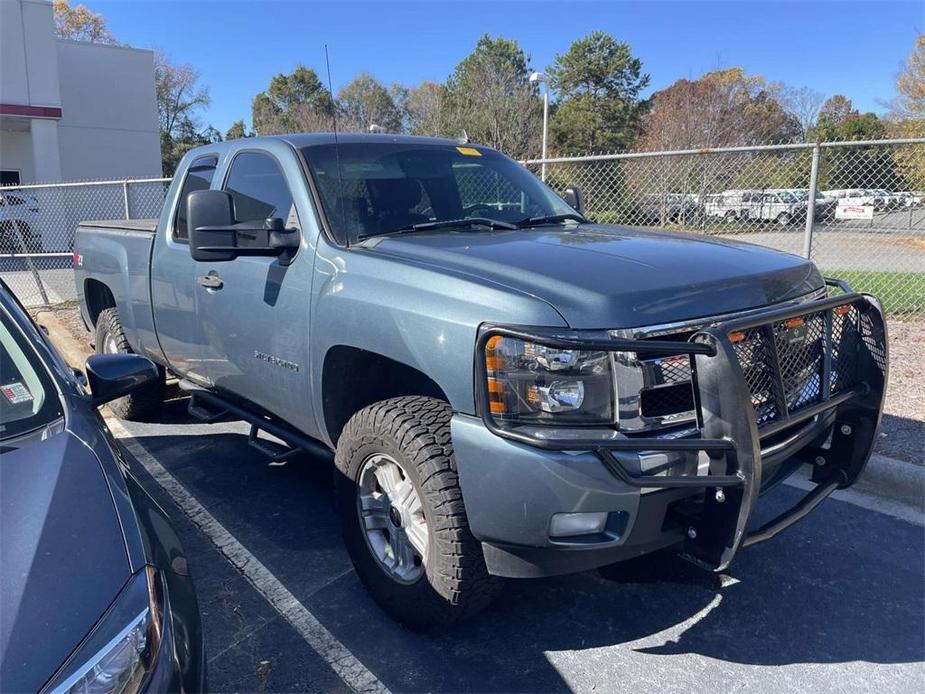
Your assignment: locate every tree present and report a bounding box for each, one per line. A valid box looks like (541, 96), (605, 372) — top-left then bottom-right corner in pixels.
(890, 34), (925, 123)
(817, 94), (854, 128)
(887, 35), (925, 188)
(53, 0), (117, 43)
(251, 66), (334, 135)
(637, 68), (800, 151)
(224, 120), (249, 140)
(782, 86), (826, 141)
(401, 81), (451, 136)
(547, 31), (649, 153)
(155, 51), (212, 174)
(443, 35), (542, 158)
(337, 73), (403, 132)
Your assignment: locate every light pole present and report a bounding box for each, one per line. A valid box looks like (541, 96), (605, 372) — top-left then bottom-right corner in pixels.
(529, 71), (549, 181)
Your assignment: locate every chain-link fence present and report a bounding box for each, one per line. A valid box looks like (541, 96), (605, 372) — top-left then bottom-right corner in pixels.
(2, 138), (922, 314)
(523, 138), (925, 315)
(0, 178), (169, 308)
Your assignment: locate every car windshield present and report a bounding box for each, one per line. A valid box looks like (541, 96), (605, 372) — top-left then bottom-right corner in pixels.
(301, 142), (576, 242)
(778, 191), (797, 203)
(1, 308), (62, 440)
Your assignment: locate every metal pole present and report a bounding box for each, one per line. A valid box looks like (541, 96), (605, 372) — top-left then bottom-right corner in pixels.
(802, 144), (820, 259)
(11, 219), (50, 307)
(541, 86), (549, 182)
(122, 181), (131, 219)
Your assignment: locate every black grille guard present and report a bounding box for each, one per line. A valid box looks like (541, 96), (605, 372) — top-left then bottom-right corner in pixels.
(475, 281), (888, 571)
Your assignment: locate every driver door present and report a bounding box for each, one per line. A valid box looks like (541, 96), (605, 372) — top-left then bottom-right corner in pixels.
(194, 148), (315, 432)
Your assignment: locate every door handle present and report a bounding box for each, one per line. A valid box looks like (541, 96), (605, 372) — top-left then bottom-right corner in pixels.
(197, 274), (223, 290)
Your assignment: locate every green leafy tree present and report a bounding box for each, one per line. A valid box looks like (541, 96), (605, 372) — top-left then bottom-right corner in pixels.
(224, 120), (250, 140)
(547, 31), (649, 154)
(337, 73), (403, 132)
(444, 35), (542, 158)
(810, 96), (896, 189)
(251, 65), (334, 135)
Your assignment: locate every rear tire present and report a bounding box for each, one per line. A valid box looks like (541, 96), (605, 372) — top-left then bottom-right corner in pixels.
(334, 396), (503, 629)
(94, 308), (165, 420)
(777, 212), (792, 226)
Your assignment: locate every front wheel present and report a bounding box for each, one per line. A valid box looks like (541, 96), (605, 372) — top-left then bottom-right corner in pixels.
(777, 212), (792, 226)
(334, 396), (503, 629)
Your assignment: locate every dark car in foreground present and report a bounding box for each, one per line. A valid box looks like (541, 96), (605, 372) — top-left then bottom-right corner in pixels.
(0, 281), (204, 692)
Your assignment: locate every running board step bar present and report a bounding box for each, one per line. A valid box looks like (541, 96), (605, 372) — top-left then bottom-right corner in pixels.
(179, 380), (333, 463)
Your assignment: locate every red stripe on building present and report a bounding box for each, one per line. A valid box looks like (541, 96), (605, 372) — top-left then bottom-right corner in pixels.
(0, 103), (63, 118)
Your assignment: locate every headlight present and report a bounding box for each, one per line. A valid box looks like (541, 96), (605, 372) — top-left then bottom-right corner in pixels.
(45, 568), (162, 694)
(483, 334), (615, 426)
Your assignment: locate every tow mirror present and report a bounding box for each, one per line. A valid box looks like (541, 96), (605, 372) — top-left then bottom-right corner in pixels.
(188, 189), (237, 262)
(85, 353), (159, 407)
(188, 190), (298, 264)
(563, 186), (586, 216)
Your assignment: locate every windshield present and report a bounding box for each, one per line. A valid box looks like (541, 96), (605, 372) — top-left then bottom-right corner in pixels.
(1, 309), (62, 440)
(301, 143), (576, 242)
(778, 191), (797, 203)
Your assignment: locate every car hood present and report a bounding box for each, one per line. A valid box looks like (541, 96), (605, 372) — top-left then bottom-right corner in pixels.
(364, 224), (824, 328)
(0, 429), (131, 693)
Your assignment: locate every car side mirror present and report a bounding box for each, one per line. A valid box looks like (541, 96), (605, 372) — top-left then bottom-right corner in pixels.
(563, 186), (585, 216)
(188, 189), (237, 262)
(85, 353), (159, 407)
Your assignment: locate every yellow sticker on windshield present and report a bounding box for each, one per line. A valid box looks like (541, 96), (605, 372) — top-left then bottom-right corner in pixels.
(456, 146), (482, 156)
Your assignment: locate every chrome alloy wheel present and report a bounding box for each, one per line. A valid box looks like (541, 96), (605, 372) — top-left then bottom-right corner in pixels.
(356, 453), (428, 584)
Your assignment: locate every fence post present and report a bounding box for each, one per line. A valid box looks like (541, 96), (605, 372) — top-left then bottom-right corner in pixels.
(802, 144), (821, 259)
(122, 181), (130, 219)
(11, 219), (50, 307)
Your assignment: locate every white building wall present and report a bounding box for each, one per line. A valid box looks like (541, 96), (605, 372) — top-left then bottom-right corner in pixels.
(56, 41), (162, 179)
(0, 130), (35, 182)
(1, 0), (161, 184)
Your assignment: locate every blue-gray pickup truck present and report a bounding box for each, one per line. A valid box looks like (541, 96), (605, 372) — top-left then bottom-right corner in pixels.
(74, 134), (888, 629)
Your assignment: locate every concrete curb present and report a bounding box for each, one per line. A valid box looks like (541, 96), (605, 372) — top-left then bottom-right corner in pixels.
(35, 309), (923, 518)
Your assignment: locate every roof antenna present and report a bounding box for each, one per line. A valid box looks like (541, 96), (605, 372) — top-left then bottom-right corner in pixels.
(324, 44), (350, 245)
(457, 128), (469, 144)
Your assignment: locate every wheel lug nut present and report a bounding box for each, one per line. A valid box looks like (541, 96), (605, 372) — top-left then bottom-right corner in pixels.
(687, 526), (698, 540)
(840, 424), (852, 436)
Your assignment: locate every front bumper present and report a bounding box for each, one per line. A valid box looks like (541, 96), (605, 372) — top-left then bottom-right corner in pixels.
(455, 284), (888, 578)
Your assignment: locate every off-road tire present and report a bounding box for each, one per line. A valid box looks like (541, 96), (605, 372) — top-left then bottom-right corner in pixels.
(334, 396), (503, 629)
(94, 308), (165, 420)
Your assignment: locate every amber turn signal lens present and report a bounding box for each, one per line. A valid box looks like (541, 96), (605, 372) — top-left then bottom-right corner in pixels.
(729, 330), (747, 343)
(834, 304), (852, 316)
(783, 316), (805, 330)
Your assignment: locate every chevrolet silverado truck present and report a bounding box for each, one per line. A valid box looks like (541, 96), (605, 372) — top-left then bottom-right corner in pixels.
(73, 134), (888, 629)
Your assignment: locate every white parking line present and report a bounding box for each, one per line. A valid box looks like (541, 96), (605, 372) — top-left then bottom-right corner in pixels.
(106, 418), (389, 694)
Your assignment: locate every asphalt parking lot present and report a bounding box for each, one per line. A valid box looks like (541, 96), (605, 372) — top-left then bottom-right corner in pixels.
(105, 397), (925, 693)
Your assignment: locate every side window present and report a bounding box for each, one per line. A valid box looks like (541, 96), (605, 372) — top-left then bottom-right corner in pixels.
(174, 155), (218, 241)
(223, 151), (299, 229)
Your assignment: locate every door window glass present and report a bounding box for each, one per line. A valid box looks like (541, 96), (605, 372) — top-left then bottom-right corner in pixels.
(174, 155), (218, 241)
(223, 152), (299, 229)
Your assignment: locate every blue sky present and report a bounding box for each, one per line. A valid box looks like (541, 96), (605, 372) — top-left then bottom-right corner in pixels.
(92, 0), (923, 134)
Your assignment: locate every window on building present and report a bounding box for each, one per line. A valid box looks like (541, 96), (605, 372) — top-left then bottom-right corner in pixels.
(223, 152), (299, 229)
(1, 171), (21, 187)
(173, 155), (218, 241)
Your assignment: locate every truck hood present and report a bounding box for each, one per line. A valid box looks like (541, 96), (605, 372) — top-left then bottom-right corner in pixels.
(363, 224), (824, 328)
(0, 429), (130, 693)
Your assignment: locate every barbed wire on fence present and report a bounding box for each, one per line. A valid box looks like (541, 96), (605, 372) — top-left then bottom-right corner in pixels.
(1, 139), (922, 315)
